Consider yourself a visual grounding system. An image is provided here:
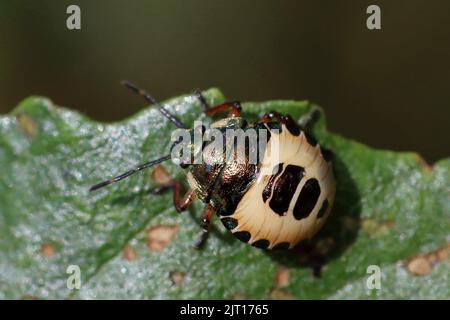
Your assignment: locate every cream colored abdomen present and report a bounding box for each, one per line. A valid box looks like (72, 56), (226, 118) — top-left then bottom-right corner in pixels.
(222, 125), (336, 249)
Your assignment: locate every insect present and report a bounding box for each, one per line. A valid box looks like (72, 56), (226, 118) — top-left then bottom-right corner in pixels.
(90, 81), (336, 250)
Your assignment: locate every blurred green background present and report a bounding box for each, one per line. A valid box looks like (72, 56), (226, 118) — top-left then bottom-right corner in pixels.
(0, 0), (449, 162)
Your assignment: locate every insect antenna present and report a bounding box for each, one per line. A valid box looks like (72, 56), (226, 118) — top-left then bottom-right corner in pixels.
(89, 154), (171, 192)
(121, 80), (188, 129)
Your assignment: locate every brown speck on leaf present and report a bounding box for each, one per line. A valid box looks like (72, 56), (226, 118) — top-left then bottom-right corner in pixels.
(426, 252), (438, 264)
(122, 244), (138, 261)
(405, 243), (450, 276)
(146, 225), (179, 252)
(151, 165), (173, 186)
(406, 257), (432, 276)
(40, 243), (56, 257)
(169, 271), (185, 285)
(269, 267), (294, 299)
(361, 218), (395, 237)
(437, 244), (450, 260)
(361, 219), (378, 234)
(16, 113), (38, 138)
(275, 268), (290, 288)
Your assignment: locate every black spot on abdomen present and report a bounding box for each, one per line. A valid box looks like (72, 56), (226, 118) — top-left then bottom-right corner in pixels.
(285, 121), (300, 136)
(320, 147), (333, 162)
(262, 163), (284, 202)
(293, 178), (321, 220)
(221, 217), (238, 230)
(233, 231), (251, 243)
(252, 239), (270, 249)
(317, 199), (329, 218)
(268, 165), (305, 216)
(304, 132), (317, 146)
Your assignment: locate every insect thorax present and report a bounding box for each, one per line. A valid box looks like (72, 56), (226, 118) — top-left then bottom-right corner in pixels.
(186, 118), (272, 215)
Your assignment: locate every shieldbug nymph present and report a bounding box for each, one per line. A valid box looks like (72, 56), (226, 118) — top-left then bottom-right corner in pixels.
(90, 81), (336, 250)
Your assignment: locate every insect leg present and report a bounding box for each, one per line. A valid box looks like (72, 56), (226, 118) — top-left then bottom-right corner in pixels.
(194, 89), (242, 117)
(193, 204), (214, 249)
(172, 183), (196, 212)
(203, 101), (242, 118)
(151, 165), (195, 212)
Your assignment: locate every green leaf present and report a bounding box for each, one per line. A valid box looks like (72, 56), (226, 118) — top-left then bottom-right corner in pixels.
(0, 89), (449, 299)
